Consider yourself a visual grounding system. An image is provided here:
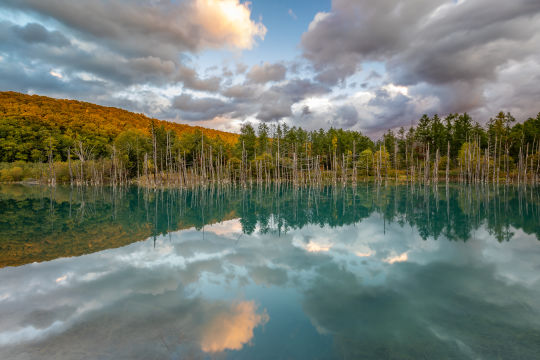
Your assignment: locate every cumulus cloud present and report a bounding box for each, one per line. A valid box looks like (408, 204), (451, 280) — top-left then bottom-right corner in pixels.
(246, 62), (287, 84)
(172, 93), (236, 121)
(222, 83), (261, 99)
(255, 79), (330, 122)
(11, 22), (70, 47)
(2, 0), (539, 134)
(2, 0), (266, 57)
(193, 0), (267, 50)
(257, 90), (295, 121)
(333, 104), (359, 128)
(175, 77), (331, 124)
(301, 0), (540, 129)
(177, 64), (222, 92)
(0, 0), (266, 118)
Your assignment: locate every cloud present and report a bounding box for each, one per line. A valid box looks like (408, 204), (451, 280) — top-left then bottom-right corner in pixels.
(246, 62), (287, 84)
(301, 0), (540, 127)
(172, 93), (236, 121)
(235, 62), (249, 74)
(0, 0), (266, 118)
(256, 90), (294, 121)
(256, 78), (331, 121)
(333, 104), (359, 128)
(2, 0), (266, 57)
(194, 0), (267, 50)
(222, 83), (261, 99)
(3, 0), (538, 134)
(177, 64), (222, 92)
(11, 22), (70, 47)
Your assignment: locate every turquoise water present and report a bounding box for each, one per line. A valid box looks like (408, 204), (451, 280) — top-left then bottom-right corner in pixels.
(0, 184), (539, 359)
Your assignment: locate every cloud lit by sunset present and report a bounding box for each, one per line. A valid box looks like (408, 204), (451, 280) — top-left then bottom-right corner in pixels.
(194, 0), (266, 50)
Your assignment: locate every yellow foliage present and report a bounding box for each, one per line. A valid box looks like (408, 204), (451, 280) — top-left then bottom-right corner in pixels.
(0, 91), (239, 146)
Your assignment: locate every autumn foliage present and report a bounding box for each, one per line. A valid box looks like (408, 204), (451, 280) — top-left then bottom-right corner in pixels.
(0, 91), (238, 162)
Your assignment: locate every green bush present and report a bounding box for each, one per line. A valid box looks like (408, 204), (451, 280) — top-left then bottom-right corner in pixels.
(54, 162), (71, 183)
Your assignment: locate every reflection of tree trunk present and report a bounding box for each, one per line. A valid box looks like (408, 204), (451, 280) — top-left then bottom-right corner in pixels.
(446, 142), (450, 184)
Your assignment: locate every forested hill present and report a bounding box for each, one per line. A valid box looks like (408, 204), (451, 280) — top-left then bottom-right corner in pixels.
(0, 91), (238, 161)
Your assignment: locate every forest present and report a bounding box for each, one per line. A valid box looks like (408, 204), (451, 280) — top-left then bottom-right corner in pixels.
(0, 91), (539, 185)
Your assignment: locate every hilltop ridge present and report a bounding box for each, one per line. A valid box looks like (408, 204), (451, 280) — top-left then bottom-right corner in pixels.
(0, 91), (238, 145)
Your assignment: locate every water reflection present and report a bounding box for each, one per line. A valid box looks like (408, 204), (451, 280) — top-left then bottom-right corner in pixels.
(1, 184), (538, 267)
(0, 184), (539, 359)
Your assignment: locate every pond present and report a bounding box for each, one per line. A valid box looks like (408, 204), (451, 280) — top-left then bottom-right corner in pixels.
(0, 184), (539, 359)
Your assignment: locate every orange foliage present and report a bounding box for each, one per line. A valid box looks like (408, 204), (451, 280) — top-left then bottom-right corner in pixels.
(0, 91), (238, 145)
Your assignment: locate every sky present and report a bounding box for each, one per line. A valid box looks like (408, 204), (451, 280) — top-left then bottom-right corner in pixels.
(0, 0), (539, 137)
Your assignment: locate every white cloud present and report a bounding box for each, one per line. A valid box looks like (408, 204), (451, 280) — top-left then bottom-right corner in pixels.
(382, 83), (409, 97)
(194, 0), (267, 50)
(49, 70), (63, 79)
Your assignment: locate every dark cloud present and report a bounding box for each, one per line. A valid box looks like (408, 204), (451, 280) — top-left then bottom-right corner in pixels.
(0, 53), (109, 100)
(246, 62), (287, 84)
(172, 94), (236, 121)
(365, 88), (419, 131)
(301, 0), (540, 126)
(257, 91), (294, 122)
(209, 78), (332, 123)
(0, 19), (224, 97)
(256, 79), (331, 122)
(333, 104), (359, 128)
(177, 65), (222, 92)
(1, 0), (266, 58)
(11, 22), (70, 47)
(272, 79), (330, 100)
(222, 84), (260, 100)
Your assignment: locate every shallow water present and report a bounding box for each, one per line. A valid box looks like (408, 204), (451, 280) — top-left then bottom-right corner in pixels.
(0, 184), (539, 359)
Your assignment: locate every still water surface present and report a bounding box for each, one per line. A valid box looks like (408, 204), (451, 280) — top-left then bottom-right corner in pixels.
(0, 184), (539, 359)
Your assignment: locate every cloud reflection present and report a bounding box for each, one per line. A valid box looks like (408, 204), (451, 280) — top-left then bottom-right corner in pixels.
(200, 301), (269, 353)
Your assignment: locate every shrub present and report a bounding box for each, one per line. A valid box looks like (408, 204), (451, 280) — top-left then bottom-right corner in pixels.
(9, 167), (24, 181)
(0, 166), (23, 182)
(0, 169), (13, 182)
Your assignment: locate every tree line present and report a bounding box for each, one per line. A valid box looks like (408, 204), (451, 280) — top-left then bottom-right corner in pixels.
(0, 92), (538, 185)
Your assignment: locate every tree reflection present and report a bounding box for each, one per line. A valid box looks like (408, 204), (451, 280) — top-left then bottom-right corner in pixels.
(0, 184), (538, 267)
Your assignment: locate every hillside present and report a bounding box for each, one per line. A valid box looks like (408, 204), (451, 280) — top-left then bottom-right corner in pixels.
(0, 91), (238, 161)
